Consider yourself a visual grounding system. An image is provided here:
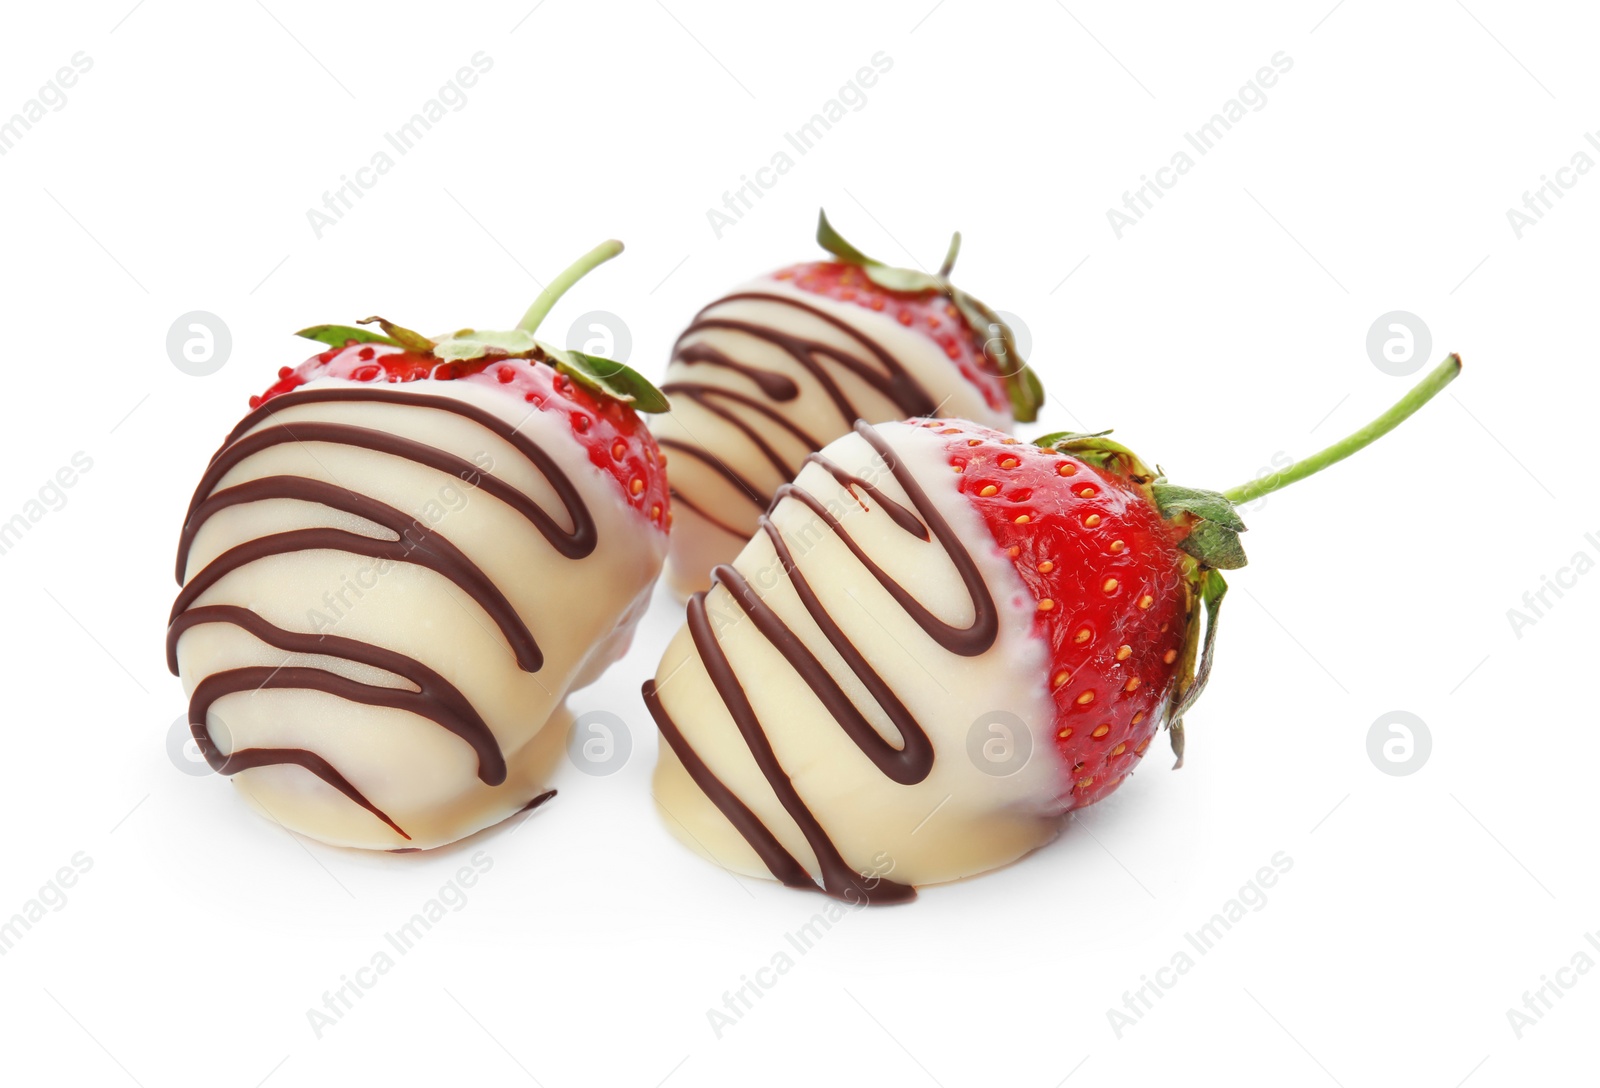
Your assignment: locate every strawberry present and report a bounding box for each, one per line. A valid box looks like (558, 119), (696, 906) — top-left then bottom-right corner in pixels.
(643, 357), (1463, 901)
(787, 210), (1044, 422)
(257, 240), (671, 526)
(932, 352), (1464, 798)
(171, 240), (674, 852)
(653, 212), (1044, 599)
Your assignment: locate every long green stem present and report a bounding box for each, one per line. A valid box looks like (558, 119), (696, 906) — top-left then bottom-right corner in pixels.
(1223, 354), (1461, 505)
(516, 239), (625, 335)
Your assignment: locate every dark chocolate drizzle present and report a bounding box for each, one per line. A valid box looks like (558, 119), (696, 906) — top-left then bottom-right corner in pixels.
(660, 291), (941, 536)
(388, 790), (554, 852)
(662, 487), (749, 540)
(807, 453), (929, 542)
(216, 746), (412, 839)
(644, 422), (998, 904)
(169, 386), (587, 841)
(168, 605), (505, 785)
(518, 789), (558, 814)
(172, 477), (543, 672)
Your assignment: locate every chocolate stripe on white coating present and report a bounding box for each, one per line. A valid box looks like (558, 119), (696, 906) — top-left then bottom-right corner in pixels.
(659, 291), (944, 525)
(172, 479), (543, 673)
(644, 421), (997, 904)
(167, 605), (505, 786)
(170, 385), (598, 840)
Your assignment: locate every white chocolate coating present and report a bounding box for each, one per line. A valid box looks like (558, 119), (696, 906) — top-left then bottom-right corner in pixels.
(648, 421), (1062, 895)
(652, 277), (1011, 598)
(173, 377), (664, 850)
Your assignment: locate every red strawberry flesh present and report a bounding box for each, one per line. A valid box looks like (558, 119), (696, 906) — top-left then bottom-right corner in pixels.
(926, 418), (1192, 807)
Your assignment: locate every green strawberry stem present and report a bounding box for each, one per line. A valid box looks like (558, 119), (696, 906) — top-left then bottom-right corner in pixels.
(515, 239), (625, 335)
(938, 232), (961, 278)
(1221, 354), (1461, 505)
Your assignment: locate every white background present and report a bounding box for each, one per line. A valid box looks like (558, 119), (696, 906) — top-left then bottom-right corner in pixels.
(0, 1), (1594, 1085)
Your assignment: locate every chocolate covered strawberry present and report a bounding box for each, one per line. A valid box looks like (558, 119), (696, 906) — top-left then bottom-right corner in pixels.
(170, 241), (671, 850)
(645, 356), (1460, 902)
(651, 209), (1044, 597)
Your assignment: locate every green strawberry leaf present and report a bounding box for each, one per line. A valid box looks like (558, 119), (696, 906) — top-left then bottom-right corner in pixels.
(816, 209), (881, 267)
(1033, 430), (1154, 481)
(816, 208), (1047, 422)
(543, 343), (671, 414)
(1152, 484), (1247, 532)
(1014, 365), (1046, 423)
(1179, 519), (1249, 570)
(1152, 482), (1249, 569)
(862, 264), (943, 293)
(1168, 569), (1228, 768)
(296, 324), (401, 348)
(432, 328), (539, 364)
(952, 288), (1043, 422)
(357, 317), (435, 354)
(1033, 429), (1110, 448)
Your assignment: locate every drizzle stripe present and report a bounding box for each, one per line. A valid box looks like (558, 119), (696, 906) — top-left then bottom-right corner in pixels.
(181, 421), (590, 573)
(171, 524), (541, 674)
(660, 291), (944, 530)
(667, 488), (750, 540)
(205, 745), (410, 841)
(645, 422), (997, 903)
(687, 291), (939, 419)
(168, 604), (505, 785)
(645, 678), (816, 892)
(170, 385), (597, 840)
(193, 386), (596, 562)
